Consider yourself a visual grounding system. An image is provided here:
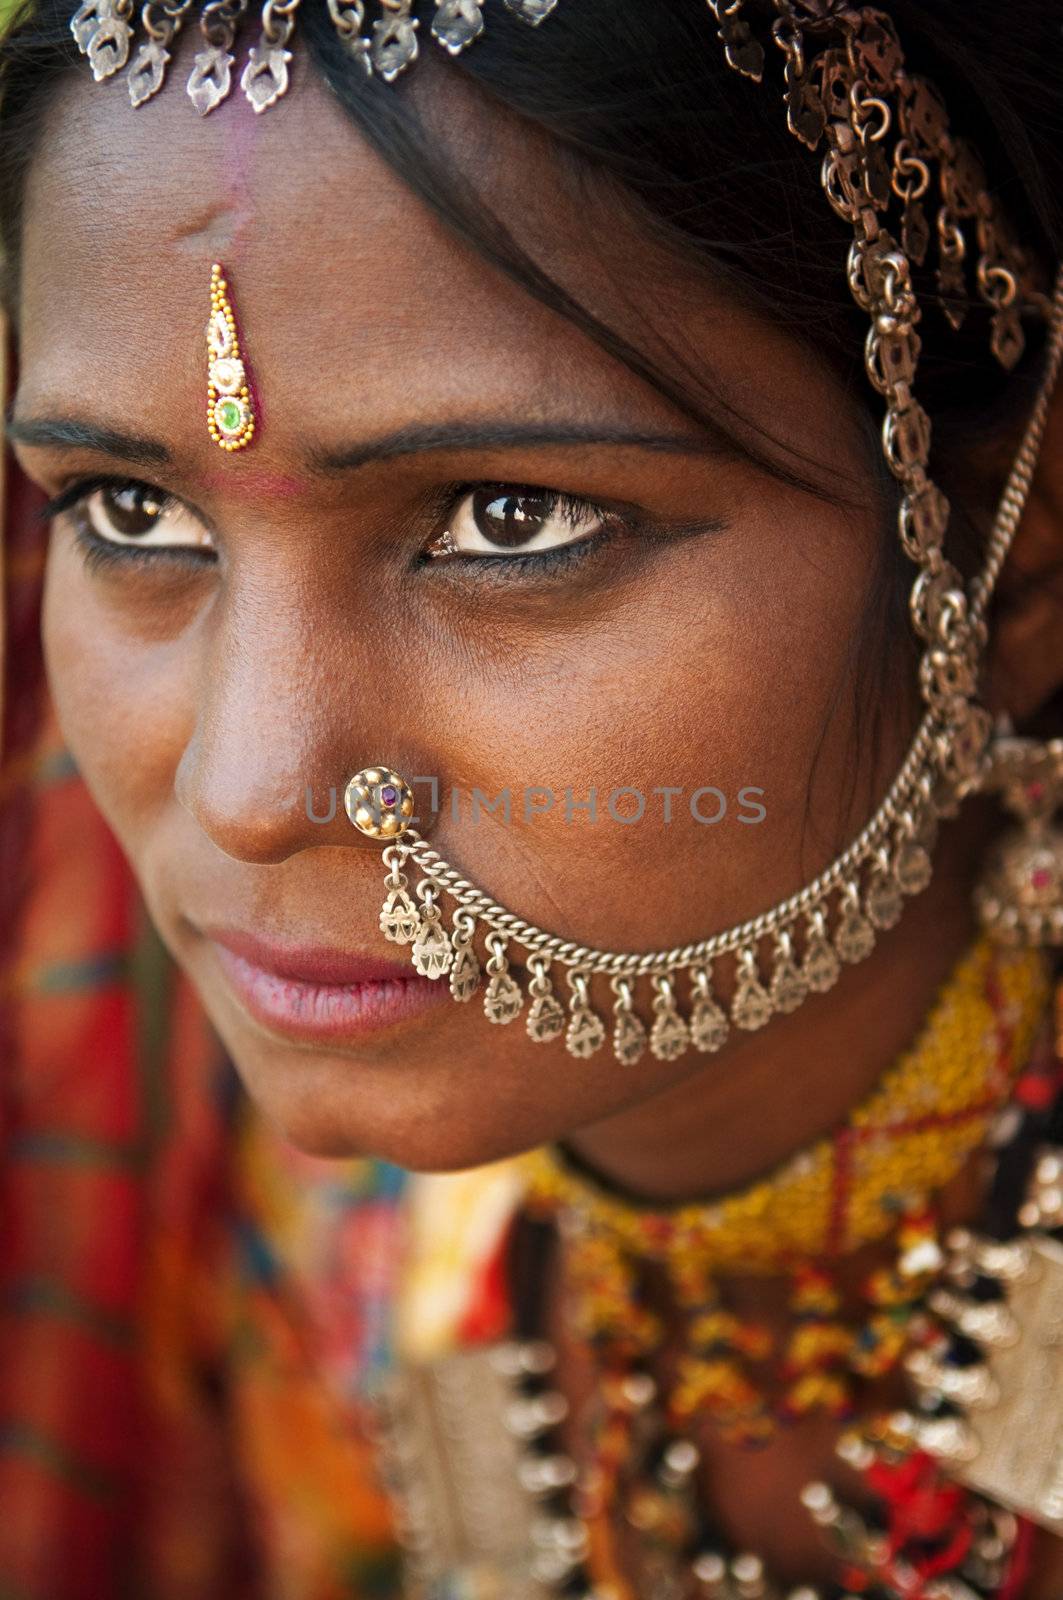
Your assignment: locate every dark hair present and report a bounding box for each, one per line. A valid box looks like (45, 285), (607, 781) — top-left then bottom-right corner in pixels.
(1, 0), (1061, 824)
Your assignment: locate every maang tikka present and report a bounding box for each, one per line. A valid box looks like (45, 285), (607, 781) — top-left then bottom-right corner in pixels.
(206, 263), (256, 451)
(339, 5), (1063, 1069)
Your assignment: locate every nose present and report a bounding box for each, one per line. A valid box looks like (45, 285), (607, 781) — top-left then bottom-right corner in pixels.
(173, 574), (419, 865)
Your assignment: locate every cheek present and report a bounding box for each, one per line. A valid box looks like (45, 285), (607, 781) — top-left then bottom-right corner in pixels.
(37, 487), (885, 974)
(40, 533), (191, 860)
(438, 497), (885, 948)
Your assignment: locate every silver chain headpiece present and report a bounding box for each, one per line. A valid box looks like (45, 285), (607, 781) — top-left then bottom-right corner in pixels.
(69, 0), (558, 111)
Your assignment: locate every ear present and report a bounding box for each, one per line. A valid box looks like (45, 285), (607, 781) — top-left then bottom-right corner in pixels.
(984, 378), (1063, 725)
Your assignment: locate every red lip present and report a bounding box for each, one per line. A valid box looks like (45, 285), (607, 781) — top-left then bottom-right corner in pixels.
(204, 925), (420, 986)
(201, 924), (449, 1043)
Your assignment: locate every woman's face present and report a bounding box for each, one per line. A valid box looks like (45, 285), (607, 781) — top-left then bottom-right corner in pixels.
(12, 67), (911, 1167)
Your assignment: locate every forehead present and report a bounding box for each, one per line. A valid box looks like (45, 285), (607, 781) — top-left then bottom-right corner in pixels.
(17, 63), (678, 456)
(15, 59), (868, 489)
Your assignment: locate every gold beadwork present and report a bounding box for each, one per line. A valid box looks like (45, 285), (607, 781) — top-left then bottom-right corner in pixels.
(345, 766), (416, 840)
(206, 263), (256, 452)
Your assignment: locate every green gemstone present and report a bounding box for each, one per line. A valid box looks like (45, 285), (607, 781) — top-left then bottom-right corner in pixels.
(215, 397), (245, 436)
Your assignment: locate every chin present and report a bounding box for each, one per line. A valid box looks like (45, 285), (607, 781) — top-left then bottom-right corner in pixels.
(230, 1040), (545, 1172)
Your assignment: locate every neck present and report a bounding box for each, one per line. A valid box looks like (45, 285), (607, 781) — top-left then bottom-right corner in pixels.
(565, 806), (992, 1203)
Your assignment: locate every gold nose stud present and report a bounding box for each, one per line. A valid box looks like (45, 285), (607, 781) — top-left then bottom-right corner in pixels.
(344, 767), (416, 839)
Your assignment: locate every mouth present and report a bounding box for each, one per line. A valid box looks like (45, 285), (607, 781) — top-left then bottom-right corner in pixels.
(201, 924), (451, 1044)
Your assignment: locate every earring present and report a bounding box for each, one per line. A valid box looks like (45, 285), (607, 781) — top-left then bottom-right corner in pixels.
(973, 729), (1063, 946)
(207, 263), (256, 452)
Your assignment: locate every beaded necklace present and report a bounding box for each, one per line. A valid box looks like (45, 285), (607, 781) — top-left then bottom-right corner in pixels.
(525, 937), (1048, 1272)
(522, 938), (1048, 1450)
(496, 937), (1058, 1599)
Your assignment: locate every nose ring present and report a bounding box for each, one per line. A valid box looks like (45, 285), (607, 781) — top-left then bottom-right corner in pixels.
(343, 767), (416, 839)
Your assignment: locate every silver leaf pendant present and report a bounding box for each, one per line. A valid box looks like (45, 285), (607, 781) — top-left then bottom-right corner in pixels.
(411, 918), (453, 981)
(731, 966), (773, 1031)
(431, 0), (483, 55)
(690, 996), (729, 1054)
(241, 45), (292, 113)
(769, 954), (808, 1014)
(449, 944), (481, 1003)
(187, 46), (234, 114)
(128, 39), (171, 106)
(371, 15), (418, 81)
(70, 0), (109, 52)
(565, 1005), (605, 1059)
(649, 1005), (689, 1062)
(344, 33), (372, 75)
(483, 970), (523, 1024)
(612, 1007), (647, 1066)
(502, 0), (558, 22)
(87, 14), (132, 80)
(380, 886), (420, 945)
(803, 931), (840, 993)
(527, 991), (565, 1043)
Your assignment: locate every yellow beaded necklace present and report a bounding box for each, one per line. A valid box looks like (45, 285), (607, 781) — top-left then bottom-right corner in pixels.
(525, 934), (1050, 1273)
(521, 935), (1051, 1449)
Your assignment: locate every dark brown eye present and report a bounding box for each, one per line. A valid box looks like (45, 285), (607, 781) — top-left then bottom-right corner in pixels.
(432, 487), (604, 558)
(77, 483), (214, 550)
(472, 488), (562, 548)
(102, 483), (165, 537)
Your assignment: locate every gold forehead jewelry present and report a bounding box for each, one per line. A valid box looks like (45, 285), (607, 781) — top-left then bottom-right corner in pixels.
(69, 0), (560, 113)
(338, 2), (1063, 1066)
(207, 263), (255, 452)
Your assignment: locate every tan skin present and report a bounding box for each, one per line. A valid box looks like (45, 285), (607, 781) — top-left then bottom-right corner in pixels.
(9, 61), (1063, 1591)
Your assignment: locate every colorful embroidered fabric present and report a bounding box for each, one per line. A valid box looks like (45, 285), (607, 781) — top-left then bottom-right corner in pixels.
(1, 704), (391, 1598)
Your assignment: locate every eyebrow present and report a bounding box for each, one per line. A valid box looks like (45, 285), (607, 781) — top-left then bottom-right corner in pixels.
(5, 415), (172, 466)
(311, 419), (732, 472)
(5, 413), (731, 475)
